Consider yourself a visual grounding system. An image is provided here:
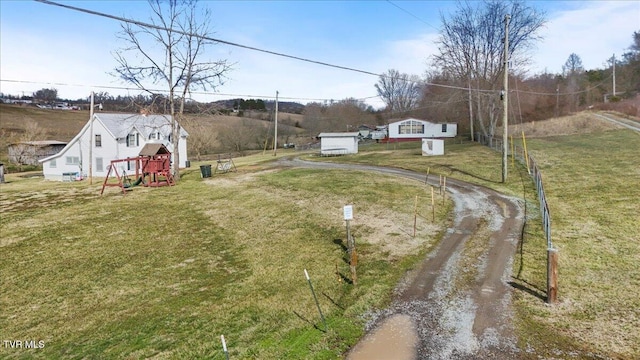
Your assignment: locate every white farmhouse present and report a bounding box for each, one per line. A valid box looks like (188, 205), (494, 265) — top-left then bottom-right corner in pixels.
(387, 118), (457, 141)
(39, 113), (188, 181)
(317, 132), (359, 155)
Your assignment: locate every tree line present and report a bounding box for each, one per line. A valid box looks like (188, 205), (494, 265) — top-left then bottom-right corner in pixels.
(373, 0), (640, 138)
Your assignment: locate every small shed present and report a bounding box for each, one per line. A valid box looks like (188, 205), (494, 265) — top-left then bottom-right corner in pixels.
(422, 139), (444, 156)
(318, 132), (359, 156)
(8, 140), (67, 165)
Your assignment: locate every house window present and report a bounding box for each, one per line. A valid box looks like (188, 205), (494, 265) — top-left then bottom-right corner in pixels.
(127, 160), (137, 172)
(398, 120), (425, 135)
(96, 158), (103, 172)
(65, 156), (80, 165)
(149, 131), (161, 140)
(50, 159), (57, 168)
(127, 133), (138, 147)
(95, 134), (102, 147)
(442, 124), (447, 133)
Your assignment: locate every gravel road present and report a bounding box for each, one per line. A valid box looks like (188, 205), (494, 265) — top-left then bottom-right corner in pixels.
(278, 158), (525, 359)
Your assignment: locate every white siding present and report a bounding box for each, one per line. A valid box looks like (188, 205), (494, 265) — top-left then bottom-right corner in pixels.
(388, 118), (457, 139)
(319, 134), (358, 155)
(40, 113), (189, 181)
(422, 139), (445, 156)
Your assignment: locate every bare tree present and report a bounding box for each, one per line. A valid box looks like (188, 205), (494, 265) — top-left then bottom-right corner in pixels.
(217, 120), (260, 156)
(375, 69), (422, 114)
(7, 120), (47, 170)
(432, 0), (546, 137)
(113, 0), (232, 180)
(562, 53), (585, 112)
(33, 88), (58, 104)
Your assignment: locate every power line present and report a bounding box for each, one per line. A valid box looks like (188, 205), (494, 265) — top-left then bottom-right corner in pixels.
(28, 1), (616, 101)
(35, 0), (379, 77)
(33, 0), (481, 94)
(385, 0), (439, 32)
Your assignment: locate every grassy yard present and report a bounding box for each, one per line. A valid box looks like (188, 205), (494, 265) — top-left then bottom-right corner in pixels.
(513, 129), (640, 359)
(1, 126), (637, 358)
(315, 130), (639, 359)
(0, 157), (452, 359)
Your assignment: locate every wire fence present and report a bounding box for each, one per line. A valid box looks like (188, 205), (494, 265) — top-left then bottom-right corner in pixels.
(475, 133), (553, 250)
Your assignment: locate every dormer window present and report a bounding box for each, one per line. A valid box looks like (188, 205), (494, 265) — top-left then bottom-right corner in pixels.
(127, 133), (139, 147)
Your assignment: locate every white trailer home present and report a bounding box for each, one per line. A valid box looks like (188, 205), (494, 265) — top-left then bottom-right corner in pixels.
(317, 132), (359, 155)
(387, 118), (457, 141)
(39, 113), (188, 181)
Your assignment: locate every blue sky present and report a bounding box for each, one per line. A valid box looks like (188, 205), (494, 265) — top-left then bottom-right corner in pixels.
(1, 0), (638, 109)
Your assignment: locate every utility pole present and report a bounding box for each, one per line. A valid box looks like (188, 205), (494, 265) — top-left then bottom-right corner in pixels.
(468, 75), (474, 141)
(89, 91), (94, 184)
(555, 85), (559, 117)
(502, 14), (510, 183)
(612, 53), (616, 97)
(273, 91), (278, 156)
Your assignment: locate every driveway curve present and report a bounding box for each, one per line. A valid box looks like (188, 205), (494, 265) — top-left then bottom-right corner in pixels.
(277, 158), (525, 359)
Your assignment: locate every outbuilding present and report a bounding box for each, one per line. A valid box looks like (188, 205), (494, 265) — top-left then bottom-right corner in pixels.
(317, 132), (359, 156)
(8, 140), (67, 166)
(422, 139), (445, 156)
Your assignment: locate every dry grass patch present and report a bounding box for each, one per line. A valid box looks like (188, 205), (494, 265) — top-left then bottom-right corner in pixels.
(505, 112), (623, 138)
(1, 163), (448, 359)
(514, 129), (640, 358)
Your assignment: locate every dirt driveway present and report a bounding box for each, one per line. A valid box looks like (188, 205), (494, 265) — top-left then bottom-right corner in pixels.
(279, 158), (525, 359)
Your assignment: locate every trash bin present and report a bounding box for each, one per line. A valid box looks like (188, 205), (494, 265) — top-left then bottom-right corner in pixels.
(185, 160), (191, 168)
(200, 164), (212, 178)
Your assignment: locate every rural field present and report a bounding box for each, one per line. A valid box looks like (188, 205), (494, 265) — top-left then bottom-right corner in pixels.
(1, 110), (639, 359)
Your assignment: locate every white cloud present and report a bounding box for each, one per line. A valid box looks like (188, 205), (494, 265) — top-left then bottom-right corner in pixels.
(373, 32), (440, 77)
(532, 1), (639, 74)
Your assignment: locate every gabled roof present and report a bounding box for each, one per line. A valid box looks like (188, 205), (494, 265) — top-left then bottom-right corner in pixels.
(95, 113), (189, 139)
(318, 132), (360, 138)
(38, 113), (188, 164)
(388, 118), (453, 125)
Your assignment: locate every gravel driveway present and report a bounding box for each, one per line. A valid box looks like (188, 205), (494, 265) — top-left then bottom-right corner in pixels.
(278, 158), (525, 359)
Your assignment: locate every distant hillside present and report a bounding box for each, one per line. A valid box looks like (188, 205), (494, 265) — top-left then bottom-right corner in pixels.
(211, 98), (305, 114)
(0, 103), (309, 162)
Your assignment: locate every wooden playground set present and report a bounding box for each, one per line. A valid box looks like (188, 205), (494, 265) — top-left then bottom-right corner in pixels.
(100, 145), (238, 195)
(101, 144), (174, 195)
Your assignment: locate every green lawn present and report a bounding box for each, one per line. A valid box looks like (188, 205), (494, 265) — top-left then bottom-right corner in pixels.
(0, 163), (451, 359)
(513, 129), (640, 358)
(1, 129), (637, 359)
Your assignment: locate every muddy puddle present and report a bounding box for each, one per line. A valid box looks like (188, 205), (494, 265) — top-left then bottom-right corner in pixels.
(346, 314), (418, 360)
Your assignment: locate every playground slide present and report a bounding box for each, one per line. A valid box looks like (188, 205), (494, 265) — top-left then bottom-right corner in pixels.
(123, 176), (144, 189)
(132, 176), (144, 186)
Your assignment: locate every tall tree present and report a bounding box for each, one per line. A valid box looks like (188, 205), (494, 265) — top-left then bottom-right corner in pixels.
(620, 31), (640, 95)
(113, 0), (231, 180)
(432, 0), (546, 137)
(562, 53), (585, 112)
(375, 69), (422, 114)
(33, 88), (58, 103)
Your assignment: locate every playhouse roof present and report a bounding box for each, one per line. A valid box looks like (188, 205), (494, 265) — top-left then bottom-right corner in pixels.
(139, 143), (170, 156)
